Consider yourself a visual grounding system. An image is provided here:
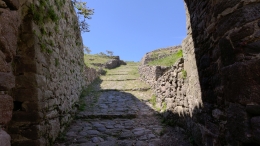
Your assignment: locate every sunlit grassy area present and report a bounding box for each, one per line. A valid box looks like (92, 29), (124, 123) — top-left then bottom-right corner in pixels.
(84, 54), (112, 69)
(150, 49), (174, 59)
(148, 50), (183, 66)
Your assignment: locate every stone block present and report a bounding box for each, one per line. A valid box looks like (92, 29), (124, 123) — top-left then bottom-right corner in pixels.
(21, 101), (44, 112)
(12, 111), (43, 122)
(15, 73), (46, 88)
(251, 116), (260, 144)
(48, 119), (60, 142)
(246, 104), (260, 116)
(0, 72), (15, 90)
(14, 88), (42, 102)
(226, 103), (250, 143)
(0, 8), (19, 62)
(3, 0), (19, 10)
(0, 51), (11, 72)
(0, 129), (10, 146)
(222, 60), (260, 104)
(216, 3), (260, 38)
(0, 95), (13, 124)
(21, 125), (40, 139)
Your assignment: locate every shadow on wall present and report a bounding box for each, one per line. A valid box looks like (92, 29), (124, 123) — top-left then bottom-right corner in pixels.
(162, 0), (260, 146)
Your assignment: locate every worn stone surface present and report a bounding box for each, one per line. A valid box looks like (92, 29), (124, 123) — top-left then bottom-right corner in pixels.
(54, 63), (191, 146)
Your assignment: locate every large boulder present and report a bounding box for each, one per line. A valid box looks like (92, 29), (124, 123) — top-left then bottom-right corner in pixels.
(104, 56), (127, 69)
(104, 59), (120, 69)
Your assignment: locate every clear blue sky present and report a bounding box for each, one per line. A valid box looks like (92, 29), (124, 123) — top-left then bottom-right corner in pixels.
(81, 0), (187, 62)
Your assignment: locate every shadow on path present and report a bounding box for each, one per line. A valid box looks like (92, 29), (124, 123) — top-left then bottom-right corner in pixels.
(54, 66), (191, 146)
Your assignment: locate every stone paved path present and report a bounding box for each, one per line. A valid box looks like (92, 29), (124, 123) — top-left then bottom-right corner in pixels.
(54, 63), (191, 146)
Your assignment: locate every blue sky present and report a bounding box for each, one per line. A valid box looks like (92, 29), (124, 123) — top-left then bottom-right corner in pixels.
(81, 0), (187, 62)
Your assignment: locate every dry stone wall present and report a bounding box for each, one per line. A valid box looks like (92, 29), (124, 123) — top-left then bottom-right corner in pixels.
(0, 0), (20, 145)
(140, 1), (260, 145)
(183, 0), (260, 145)
(138, 65), (170, 88)
(0, 0), (98, 145)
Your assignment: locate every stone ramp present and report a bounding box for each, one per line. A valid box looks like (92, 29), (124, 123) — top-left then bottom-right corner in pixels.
(54, 63), (191, 146)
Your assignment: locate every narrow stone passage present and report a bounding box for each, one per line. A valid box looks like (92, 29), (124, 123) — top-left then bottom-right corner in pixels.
(54, 63), (191, 146)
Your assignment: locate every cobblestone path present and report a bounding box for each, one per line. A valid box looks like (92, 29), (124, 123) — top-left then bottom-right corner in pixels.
(54, 63), (191, 146)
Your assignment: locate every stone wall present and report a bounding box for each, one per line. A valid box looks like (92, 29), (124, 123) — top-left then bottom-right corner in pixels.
(138, 65), (170, 88)
(0, 0), (20, 145)
(183, 0), (260, 145)
(0, 0), (96, 145)
(152, 59), (186, 113)
(140, 1), (260, 145)
(84, 67), (99, 86)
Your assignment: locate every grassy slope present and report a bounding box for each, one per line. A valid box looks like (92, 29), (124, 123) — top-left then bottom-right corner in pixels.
(148, 50), (183, 66)
(84, 54), (112, 69)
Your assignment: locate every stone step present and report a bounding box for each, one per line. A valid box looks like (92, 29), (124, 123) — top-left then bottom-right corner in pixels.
(101, 79), (138, 81)
(77, 113), (137, 119)
(96, 88), (150, 92)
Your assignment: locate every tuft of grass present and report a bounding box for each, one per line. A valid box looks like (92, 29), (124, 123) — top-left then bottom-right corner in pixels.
(162, 102), (167, 112)
(78, 78), (102, 111)
(150, 95), (157, 107)
(148, 50), (183, 66)
(48, 6), (59, 22)
(159, 127), (166, 136)
(128, 66), (139, 77)
(161, 118), (177, 127)
(55, 58), (59, 67)
(182, 70), (187, 79)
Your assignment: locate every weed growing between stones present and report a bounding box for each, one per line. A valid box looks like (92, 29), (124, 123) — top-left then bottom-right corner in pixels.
(78, 78), (102, 111)
(182, 70), (187, 79)
(150, 95), (156, 107)
(159, 127), (166, 136)
(55, 58), (59, 67)
(56, 131), (66, 142)
(162, 102), (167, 112)
(161, 118), (177, 127)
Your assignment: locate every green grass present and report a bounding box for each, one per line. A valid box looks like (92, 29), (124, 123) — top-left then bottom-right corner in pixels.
(162, 102), (167, 112)
(78, 78), (102, 111)
(84, 54), (112, 69)
(148, 50), (183, 66)
(150, 95), (157, 107)
(182, 70), (187, 79)
(150, 49), (173, 59)
(128, 66), (139, 77)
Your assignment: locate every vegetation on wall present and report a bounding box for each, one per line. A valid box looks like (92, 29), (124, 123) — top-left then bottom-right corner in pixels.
(148, 50), (183, 66)
(72, 0), (94, 32)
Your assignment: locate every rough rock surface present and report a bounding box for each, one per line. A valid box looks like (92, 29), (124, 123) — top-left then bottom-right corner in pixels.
(139, 1), (260, 145)
(104, 56), (126, 69)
